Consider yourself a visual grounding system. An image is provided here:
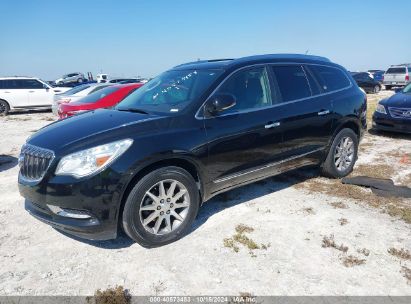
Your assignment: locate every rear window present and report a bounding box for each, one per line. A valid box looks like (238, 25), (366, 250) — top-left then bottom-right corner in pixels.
(62, 84), (91, 95)
(386, 67), (406, 74)
(77, 86), (119, 104)
(308, 65), (351, 91)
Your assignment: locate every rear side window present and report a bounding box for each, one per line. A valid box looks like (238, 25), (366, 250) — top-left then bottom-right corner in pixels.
(271, 65), (311, 102)
(0, 80), (4, 89)
(308, 65), (350, 92)
(386, 67), (406, 74)
(89, 85), (111, 94)
(77, 86), (119, 104)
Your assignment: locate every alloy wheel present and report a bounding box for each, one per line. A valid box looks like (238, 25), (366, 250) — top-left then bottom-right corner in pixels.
(139, 179), (190, 235)
(0, 102), (6, 114)
(334, 136), (355, 172)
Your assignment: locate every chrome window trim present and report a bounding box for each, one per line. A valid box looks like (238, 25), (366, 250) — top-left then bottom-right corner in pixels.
(195, 62), (353, 120)
(213, 147), (324, 184)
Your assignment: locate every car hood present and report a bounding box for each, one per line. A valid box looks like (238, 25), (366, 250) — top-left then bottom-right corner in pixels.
(380, 93), (411, 107)
(27, 109), (167, 154)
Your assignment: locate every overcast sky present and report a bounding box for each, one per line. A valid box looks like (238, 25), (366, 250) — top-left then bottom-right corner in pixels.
(1, 0), (409, 80)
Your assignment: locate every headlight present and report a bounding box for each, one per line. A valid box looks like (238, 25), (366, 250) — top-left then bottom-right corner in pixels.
(55, 139), (133, 178)
(376, 104), (387, 114)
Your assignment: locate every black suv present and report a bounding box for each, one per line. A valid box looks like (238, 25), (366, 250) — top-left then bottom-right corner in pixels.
(18, 54), (366, 247)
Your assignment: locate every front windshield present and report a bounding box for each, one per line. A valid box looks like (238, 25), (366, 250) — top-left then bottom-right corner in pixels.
(116, 69), (222, 114)
(402, 83), (411, 94)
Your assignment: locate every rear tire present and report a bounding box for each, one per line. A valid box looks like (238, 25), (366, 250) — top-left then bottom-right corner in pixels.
(321, 128), (358, 178)
(373, 85), (380, 94)
(122, 166), (200, 247)
(0, 100), (10, 116)
(385, 85), (392, 90)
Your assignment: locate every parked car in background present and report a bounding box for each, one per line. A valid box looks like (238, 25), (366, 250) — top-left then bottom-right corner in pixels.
(0, 77), (70, 115)
(54, 73), (86, 86)
(372, 83), (411, 134)
(108, 78), (147, 84)
(368, 70), (385, 83)
(18, 54), (366, 246)
(351, 72), (381, 93)
(52, 83), (112, 115)
(58, 83), (143, 119)
(96, 74), (109, 83)
(383, 65), (411, 90)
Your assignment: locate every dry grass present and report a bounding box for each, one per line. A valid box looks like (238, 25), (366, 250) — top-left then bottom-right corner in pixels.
(224, 224), (270, 255)
(386, 206), (411, 224)
(223, 238), (239, 253)
(388, 248), (411, 260)
(235, 224), (254, 234)
(401, 266), (411, 285)
(322, 235), (348, 253)
(338, 218), (349, 226)
(341, 255), (366, 267)
(357, 248), (370, 257)
(233, 233), (260, 250)
(294, 160), (410, 224)
(330, 202), (349, 209)
(354, 163), (395, 180)
(87, 286), (131, 304)
(301, 207), (315, 215)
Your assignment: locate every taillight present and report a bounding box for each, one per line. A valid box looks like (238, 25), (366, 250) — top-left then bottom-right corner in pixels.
(406, 75), (409, 81)
(382, 75), (384, 81)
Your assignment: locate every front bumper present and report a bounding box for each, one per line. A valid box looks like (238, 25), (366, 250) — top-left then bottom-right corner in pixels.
(18, 170), (123, 241)
(372, 113), (411, 134)
(24, 200), (116, 240)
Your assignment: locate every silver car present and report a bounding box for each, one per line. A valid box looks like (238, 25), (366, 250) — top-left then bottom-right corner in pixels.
(54, 72), (86, 85)
(383, 64), (411, 90)
(52, 83), (112, 115)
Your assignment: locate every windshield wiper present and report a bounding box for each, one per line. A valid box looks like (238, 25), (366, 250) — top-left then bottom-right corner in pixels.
(117, 108), (149, 114)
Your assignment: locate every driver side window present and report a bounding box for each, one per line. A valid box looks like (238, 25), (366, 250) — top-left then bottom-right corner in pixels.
(216, 67), (272, 113)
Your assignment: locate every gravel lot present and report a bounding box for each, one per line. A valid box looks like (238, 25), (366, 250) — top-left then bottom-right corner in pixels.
(0, 91), (410, 296)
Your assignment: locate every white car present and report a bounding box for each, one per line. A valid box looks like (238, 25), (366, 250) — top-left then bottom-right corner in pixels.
(52, 83), (112, 115)
(0, 77), (70, 115)
(96, 73), (109, 83)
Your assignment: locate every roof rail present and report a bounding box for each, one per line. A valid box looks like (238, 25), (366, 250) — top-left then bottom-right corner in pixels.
(174, 58), (234, 68)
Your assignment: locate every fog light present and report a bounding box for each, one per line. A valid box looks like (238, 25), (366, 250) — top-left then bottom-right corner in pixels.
(47, 205), (92, 219)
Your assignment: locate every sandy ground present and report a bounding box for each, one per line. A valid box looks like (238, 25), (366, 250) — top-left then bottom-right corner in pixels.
(0, 93), (410, 296)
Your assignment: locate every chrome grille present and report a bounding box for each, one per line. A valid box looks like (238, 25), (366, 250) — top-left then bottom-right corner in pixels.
(388, 107), (411, 119)
(19, 144), (55, 182)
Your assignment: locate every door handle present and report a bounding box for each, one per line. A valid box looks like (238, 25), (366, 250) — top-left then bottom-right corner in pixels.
(318, 110), (330, 116)
(28, 91), (35, 93)
(265, 122), (281, 129)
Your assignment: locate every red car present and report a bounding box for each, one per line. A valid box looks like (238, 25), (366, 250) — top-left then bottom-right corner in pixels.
(58, 83), (143, 119)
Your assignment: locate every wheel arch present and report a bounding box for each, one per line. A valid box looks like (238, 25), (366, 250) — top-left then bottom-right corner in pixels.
(0, 98), (11, 109)
(117, 157), (205, 231)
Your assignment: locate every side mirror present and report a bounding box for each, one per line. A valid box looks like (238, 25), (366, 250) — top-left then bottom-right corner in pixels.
(43, 84), (50, 91)
(394, 88), (402, 93)
(205, 94), (236, 116)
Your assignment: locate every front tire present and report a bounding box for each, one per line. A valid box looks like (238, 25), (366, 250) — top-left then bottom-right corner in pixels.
(321, 128), (358, 178)
(0, 100), (10, 116)
(122, 166), (200, 247)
